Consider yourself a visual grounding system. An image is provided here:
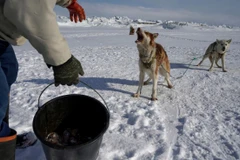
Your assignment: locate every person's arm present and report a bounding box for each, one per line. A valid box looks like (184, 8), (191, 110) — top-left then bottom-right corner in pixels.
(4, 0), (72, 66)
(56, 0), (73, 7)
(4, 0), (85, 86)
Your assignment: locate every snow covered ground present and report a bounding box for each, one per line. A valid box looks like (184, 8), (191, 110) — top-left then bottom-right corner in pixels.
(9, 18), (240, 160)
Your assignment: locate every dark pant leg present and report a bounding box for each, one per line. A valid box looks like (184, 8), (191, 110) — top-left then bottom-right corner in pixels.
(0, 64), (10, 137)
(0, 41), (18, 137)
(1, 45), (18, 125)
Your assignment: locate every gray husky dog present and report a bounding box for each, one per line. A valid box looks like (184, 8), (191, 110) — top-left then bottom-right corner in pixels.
(197, 39), (232, 72)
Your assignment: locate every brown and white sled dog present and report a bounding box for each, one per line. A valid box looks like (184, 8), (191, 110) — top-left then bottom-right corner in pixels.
(133, 28), (172, 101)
(197, 39), (232, 72)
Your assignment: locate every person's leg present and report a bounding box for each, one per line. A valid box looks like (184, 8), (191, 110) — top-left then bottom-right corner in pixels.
(0, 43), (37, 147)
(2, 106), (8, 124)
(0, 58), (10, 137)
(0, 43), (18, 137)
(1, 44), (37, 147)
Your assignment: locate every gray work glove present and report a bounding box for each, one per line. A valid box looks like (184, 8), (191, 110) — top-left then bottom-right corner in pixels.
(51, 55), (84, 86)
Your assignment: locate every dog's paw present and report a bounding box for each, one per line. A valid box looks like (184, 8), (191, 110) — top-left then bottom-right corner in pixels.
(168, 84), (173, 89)
(143, 82), (149, 85)
(223, 69), (227, 72)
(208, 69), (213, 72)
(151, 97), (158, 101)
(132, 93), (140, 98)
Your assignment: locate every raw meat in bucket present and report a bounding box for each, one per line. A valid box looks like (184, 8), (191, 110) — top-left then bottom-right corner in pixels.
(45, 128), (92, 147)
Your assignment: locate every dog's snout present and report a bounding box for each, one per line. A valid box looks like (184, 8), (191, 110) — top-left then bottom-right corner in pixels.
(222, 47), (226, 51)
(135, 40), (138, 43)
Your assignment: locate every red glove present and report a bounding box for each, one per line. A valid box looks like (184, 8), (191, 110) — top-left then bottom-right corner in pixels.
(67, 0), (86, 23)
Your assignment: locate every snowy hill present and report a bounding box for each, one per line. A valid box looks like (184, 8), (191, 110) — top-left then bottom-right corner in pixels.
(57, 15), (240, 30)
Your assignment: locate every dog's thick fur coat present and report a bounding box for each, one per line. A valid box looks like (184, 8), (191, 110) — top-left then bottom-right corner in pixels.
(133, 28), (172, 101)
(197, 39), (232, 72)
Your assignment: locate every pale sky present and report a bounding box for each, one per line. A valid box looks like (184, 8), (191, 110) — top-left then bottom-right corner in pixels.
(54, 0), (240, 26)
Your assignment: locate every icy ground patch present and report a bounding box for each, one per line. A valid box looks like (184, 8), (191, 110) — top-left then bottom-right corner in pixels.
(10, 26), (240, 160)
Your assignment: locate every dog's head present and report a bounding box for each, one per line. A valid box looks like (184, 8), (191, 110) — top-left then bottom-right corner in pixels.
(135, 27), (158, 48)
(215, 39), (232, 53)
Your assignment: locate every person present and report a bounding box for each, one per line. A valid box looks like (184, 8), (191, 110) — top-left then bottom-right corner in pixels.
(0, 0), (86, 155)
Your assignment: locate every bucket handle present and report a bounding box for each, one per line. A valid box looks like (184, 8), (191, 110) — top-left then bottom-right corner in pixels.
(38, 81), (109, 111)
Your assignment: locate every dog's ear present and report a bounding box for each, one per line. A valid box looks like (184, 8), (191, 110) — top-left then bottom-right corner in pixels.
(136, 27), (142, 33)
(227, 39), (232, 44)
(129, 25), (135, 35)
(216, 39), (220, 44)
(153, 33), (159, 39)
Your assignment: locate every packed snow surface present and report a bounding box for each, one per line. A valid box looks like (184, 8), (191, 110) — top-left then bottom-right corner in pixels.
(10, 17), (240, 160)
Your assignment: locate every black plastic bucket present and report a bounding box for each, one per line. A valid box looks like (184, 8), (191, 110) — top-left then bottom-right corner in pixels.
(33, 82), (110, 160)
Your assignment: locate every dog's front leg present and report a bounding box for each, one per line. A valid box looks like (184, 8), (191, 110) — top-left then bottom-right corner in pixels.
(221, 54), (227, 72)
(208, 55), (215, 71)
(215, 56), (222, 68)
(151, 71), (158, 101)
(133, 71), (145, 98)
